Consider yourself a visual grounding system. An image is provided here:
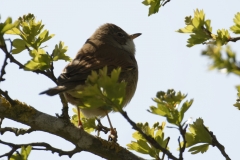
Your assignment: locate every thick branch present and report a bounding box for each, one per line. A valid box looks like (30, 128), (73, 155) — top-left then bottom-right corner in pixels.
(0, 96), (144, 160)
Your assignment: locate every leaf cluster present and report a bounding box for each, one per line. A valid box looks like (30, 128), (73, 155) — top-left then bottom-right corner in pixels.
(4, 13), (70, 71)
(68, 66), (127, 112)
(142, 0), (171, 16)
(0, 17), (19, 46)
(202, 45), (240, 75)
(149, 89), (193, 126)
(234, 86), (240, 110)
(184, 118), (212, 154)
(127, 122), (169, 159)
(177, 9), (238, 47)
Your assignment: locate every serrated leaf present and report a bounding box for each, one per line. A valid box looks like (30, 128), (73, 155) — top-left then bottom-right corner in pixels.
(127, 122), (168, 159)
(149, 89), (192, 126)
(67, 67), (126, 113)
(24, 49), (51, 71)
(184, 118), (212, 149)
(52, 41), (70, 61)
(230, 12), (240, 34)
(179, 99), (193, 122)
(216, 29), (230, 45)
(177, 9), (214, 47)
(142, 0), (161, 16)
(188, 144), (209, 154)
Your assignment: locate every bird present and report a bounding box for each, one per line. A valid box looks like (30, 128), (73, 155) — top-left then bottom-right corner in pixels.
(40, 23), (141, 140)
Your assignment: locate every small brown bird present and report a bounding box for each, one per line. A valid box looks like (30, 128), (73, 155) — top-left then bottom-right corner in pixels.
(40, 23), (141, 139)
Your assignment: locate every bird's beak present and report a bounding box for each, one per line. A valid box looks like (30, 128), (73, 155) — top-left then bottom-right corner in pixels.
(130, 33), (142, 40)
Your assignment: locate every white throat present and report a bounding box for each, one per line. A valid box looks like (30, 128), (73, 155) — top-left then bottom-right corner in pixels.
(122, 39), (136, 55)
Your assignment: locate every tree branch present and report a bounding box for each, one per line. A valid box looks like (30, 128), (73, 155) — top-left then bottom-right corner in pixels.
(0, 39), (58, 84)
(204, 125), (231, 160)
(0, 89), (16, 105)
(120, 111), (178, 160)
(162, 0), (171, 6)
(228, 37), (240, 42)
(201, 26), (240, 43)
(0, 49), (8, 82)
(0, 127), (35, 136)
(178, 124), (188, 160)
(0, 96), (144, 160)
(0, 139), (82, 159)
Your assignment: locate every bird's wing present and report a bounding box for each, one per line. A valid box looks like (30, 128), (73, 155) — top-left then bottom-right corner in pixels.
(58, 41), (137, 88)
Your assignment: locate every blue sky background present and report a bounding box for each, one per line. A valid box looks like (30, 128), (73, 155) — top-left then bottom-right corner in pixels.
(1, 0), (240, 159)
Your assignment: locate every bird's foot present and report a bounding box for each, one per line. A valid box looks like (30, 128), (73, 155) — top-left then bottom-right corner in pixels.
(95, 119), (110, 136)
(108, 128), (118, 143)
(77, 120), (84, 129)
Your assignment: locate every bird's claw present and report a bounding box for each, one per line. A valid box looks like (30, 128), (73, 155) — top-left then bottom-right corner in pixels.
(108, 128), (118, 143)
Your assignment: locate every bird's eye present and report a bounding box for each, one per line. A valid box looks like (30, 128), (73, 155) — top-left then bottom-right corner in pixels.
(117, 32), (124, 37)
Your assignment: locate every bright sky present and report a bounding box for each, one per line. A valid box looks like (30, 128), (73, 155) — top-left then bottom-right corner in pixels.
(1, 0), (240, 160)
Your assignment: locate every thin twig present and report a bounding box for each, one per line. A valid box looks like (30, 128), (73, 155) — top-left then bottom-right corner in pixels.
(0, 51), (8, 82)
(56, 93), (70, 120)
(120, 111), (178, 160)
(162, 137), (170, 160)
(0, 127), (35, 136)
(162, 0), (171, 6)
(203, 125), (231, 160)
(0, 117), (3, 128)
(201, 26), (240, 43)
(0, 139), (82, 159)
(0, 40), (58, 84)
(0, 89), (15, 105)
(178, 124), (188, 160)
(228, 37), (240, 42)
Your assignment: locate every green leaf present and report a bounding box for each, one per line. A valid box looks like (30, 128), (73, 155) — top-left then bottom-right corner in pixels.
(10, 146), (32, 160)
(52, 41), (70, 61)
(179, 99), (193, 123)
(216, 29), (230, 45)
(127, 122), (168, 159)
(201, 45), (240, 75)
(184, 118), (212, 150)
(5, 27), (21, 35)
(71, 108), (96, 133)
(12, 39), (26, 54)
(234, 85), (240, 110)
(10, 13), (54, 50)
(68, 66), (127, 112)
(177, 9), (214, 47)
(24, 49), (51, 71)
(230, 12), (240, 34)
(149, 89), (192, 126)
(142, 0), (161, 16)
(0, 17), (19, 34)
(188, 144), (209, 154)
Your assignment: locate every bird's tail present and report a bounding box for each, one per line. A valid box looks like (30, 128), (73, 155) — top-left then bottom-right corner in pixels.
(40, 86), (69, 96)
